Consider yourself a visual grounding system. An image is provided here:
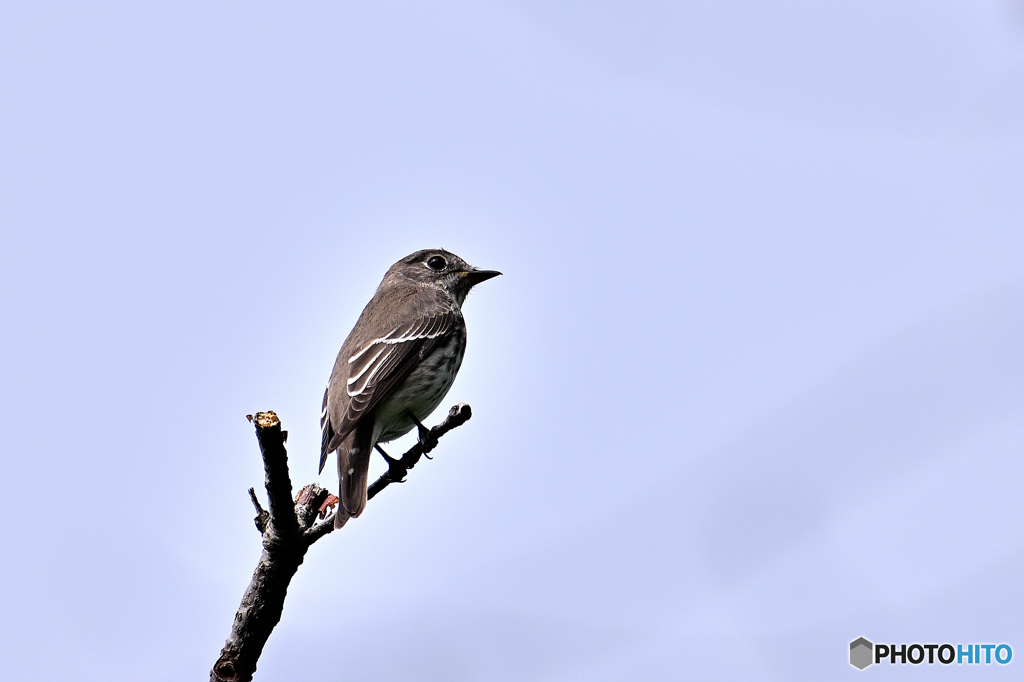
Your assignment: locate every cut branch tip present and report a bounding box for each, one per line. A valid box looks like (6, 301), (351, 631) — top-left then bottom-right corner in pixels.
(253, 411), (280, 429)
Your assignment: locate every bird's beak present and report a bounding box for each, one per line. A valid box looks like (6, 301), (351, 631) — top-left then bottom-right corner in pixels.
(462, 269), (502, 286)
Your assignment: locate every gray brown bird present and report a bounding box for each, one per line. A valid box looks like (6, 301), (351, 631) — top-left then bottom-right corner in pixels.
(320, 249), (500, 528)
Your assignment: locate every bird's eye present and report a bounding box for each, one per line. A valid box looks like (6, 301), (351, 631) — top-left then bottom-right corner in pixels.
(426, 255), (447, 271)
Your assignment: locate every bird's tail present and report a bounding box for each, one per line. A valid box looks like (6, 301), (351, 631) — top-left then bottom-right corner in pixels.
(335, 423), (373, 528)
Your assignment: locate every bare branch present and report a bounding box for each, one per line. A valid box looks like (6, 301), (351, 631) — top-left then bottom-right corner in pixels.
(211, 404), (472, 682)
(302, 513), (338, 543)
(253, 411), (299, 539)
(293, 484), (331, 531)
(248, 488), (268, 534)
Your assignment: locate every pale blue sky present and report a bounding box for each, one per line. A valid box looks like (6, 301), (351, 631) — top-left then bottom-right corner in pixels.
(2, 2), (1024, 679)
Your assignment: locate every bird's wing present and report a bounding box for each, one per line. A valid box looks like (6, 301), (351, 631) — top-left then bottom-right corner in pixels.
(318, 309), (459, 473)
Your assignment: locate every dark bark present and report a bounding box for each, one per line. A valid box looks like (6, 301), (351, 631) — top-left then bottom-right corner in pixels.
(211, 404), (472, 682)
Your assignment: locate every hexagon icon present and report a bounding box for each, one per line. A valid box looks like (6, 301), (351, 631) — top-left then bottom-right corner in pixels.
(850, 637), (873, 670)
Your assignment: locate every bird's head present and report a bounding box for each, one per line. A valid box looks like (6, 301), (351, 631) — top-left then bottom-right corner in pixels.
(390, 249), (501, 307)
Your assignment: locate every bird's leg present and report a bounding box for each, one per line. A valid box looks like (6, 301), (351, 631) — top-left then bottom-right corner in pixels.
(407, 412), (438, 456)
(375, 444), (407, 483)
(375, 443), (396, 465)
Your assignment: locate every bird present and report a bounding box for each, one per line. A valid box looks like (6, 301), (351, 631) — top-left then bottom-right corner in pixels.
(319, 249), (500, 528)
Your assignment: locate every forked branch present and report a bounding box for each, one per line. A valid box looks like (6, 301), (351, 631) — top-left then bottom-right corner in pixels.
(210, 403), (472, 682)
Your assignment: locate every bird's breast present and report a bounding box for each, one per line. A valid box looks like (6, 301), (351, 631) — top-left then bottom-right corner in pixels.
(373, 330), (467, 443)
